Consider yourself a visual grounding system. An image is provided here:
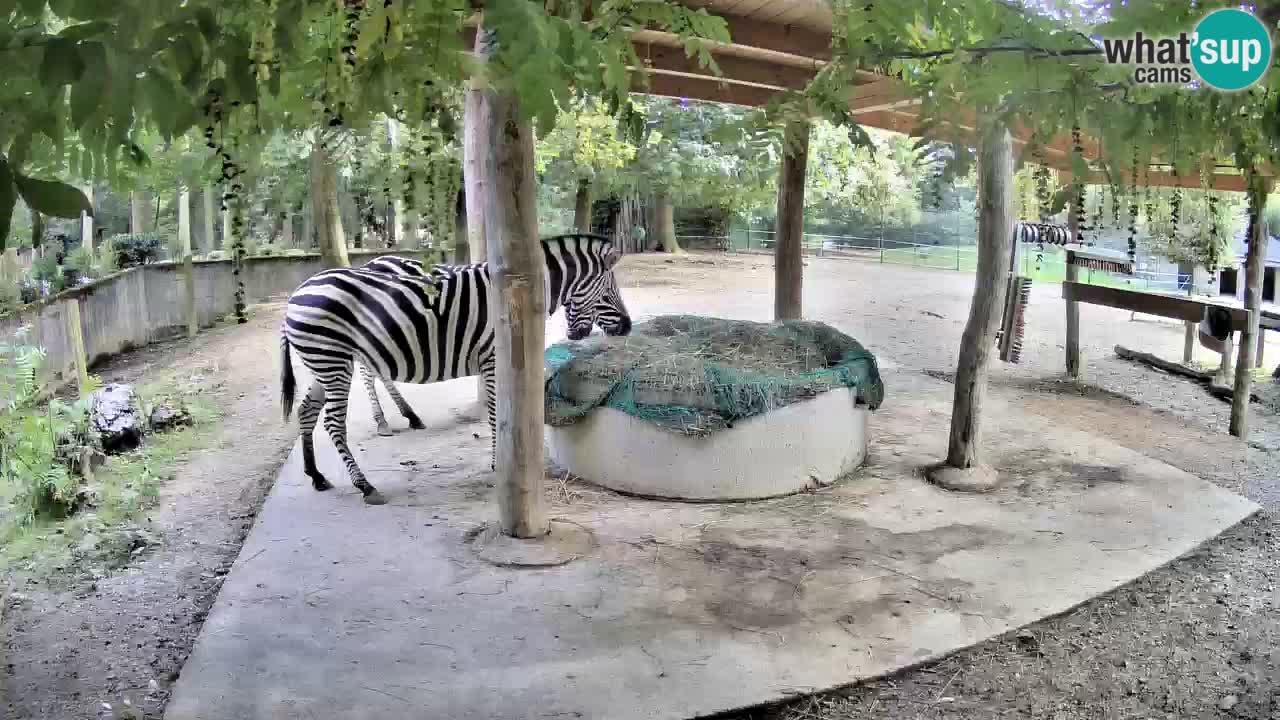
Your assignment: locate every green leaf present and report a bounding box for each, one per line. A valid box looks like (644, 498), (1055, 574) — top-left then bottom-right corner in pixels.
(142, 70), (181, 138)
(70, 42), (108, 128)
(14, 174), (91, 219)
(39, 37), (86, 88)
(0, 157), (16, 252)
(58, 20), (114, 40)
(16, 0), (44, 16)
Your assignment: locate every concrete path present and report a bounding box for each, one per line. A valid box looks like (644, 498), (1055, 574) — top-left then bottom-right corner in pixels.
(164, 363), (1257, 720)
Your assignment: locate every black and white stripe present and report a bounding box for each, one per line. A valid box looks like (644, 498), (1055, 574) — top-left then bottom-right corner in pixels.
(280, 233), (631, 504)
(355, 255), (431, 436)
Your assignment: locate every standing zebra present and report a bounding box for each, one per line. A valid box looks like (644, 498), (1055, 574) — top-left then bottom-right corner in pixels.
(280, 233), (632, 504)
(356, 254), (506, 434)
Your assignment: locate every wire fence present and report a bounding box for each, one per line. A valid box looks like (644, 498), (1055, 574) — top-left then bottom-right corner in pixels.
(675, 230), (1193, 293)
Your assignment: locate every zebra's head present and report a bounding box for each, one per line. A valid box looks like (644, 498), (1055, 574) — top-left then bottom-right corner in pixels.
(558, 239), (632, 341)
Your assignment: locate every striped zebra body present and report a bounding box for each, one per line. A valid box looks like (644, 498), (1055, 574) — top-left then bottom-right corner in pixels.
(280, 233), (631, 504)
(355, 255), (432, 436)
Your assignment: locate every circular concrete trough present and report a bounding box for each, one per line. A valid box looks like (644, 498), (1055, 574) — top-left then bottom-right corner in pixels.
(547, 387), (869, 501)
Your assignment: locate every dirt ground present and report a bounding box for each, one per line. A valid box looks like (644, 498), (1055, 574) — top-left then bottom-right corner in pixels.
(3, 252), (1278, 720)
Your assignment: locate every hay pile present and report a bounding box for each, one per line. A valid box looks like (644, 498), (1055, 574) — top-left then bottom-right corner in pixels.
(545, 315), (884, 436)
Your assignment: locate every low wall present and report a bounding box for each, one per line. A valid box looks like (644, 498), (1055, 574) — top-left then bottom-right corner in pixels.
(0, 249), (443, 392)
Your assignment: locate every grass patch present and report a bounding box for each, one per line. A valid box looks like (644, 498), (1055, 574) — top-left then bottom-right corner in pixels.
(0, 392), (220, 588)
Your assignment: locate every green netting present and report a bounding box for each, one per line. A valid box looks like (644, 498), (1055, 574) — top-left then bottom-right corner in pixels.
(544, 315), (885, 436)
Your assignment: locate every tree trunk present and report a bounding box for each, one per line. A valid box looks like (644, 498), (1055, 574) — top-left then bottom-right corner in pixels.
(454, 188), (469, 263)
(613, 194), (649, 253)
(773, 119), (809, 321)
(573, 178), (592, 232)
(202, 187), (217, 255)
(30, 211), (44, 253)
(178, 186), (197, 338)
(129, 190), (150, 234)
(310, 140), (350, 269)
(301, 199), (314, 249)
(281, 213), (294, 248)
(655, 191), (682, 254)
(1065, 186), (1081, 377)
(386, 117), (406, 247)
(474, 22), (549, 540)
(465, 67), (490, 411)
(80, 184), (94, 260)
(944, 123), (1014, 470)
(1230, 178), (1269, 437)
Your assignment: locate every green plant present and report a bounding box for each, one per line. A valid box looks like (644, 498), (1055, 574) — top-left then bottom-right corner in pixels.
(112, 233), (165, 268)
(0, 328), (100, 528)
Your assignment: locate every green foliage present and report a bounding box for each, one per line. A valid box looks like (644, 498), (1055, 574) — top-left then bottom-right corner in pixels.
(112, 232), (165, 268)
(0, 329), (99, 528)
(807, 123), (929, 229)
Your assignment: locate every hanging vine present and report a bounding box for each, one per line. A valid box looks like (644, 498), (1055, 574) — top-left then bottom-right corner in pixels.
(1070, 125), (1086, 244)
(202, 83), (249, 323)
(1127, 145), (1139, 266)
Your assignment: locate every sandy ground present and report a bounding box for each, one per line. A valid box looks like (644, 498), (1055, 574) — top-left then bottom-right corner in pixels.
(2, 251), (1277, 720)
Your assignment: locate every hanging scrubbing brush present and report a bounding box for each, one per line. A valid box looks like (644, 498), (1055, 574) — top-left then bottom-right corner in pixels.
(998, 275), (1033, 363)
(1065, 244), (1134, 275)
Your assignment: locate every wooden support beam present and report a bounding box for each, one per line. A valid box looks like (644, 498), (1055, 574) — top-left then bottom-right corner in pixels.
(1065, 190), (1082, 378)
(1231, 178), (1268, 437)
(637, 71), (785, 107)
(774, 119), (809, 321)
(634, 40), (815, 89)
(474, 21), (550, 539)
(849, 78), (917, 114)
(941, 121), (1014, 476)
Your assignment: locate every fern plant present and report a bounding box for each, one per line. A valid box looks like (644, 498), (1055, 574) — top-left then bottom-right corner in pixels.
(0, 327), (98, 528)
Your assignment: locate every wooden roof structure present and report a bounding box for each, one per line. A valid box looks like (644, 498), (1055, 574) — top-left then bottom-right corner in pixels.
(623, 0), (1251, 192)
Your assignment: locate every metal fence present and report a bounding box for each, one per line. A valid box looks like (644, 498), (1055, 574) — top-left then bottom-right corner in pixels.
(677, 229), (1193, 293)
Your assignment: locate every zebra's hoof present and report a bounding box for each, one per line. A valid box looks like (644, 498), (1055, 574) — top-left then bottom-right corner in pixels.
(363, 490), (389, 506)
(310, 474), (334, 491)
(408, 418), (426, 430)
(377, 425), (394, 437)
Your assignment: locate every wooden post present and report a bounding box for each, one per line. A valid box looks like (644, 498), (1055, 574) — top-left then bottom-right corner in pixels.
(453, 189), (469, 263)
(573, 178), (592, 232)
(773, 118), (810, 321)
(941, 122), (1014, 474)
(281, 212), (294, 249)
(1065, 188), (1081, 378)
(202, 187), (217, 255)
(386, 117), (406, 247)
(65, 299), (89, 392)
(464, 36), (491, 413)
(1230, 179), (1268, 437)
(178, 185), (197, 339)
(474, 21), (549, 539)
(129, 190), (147, 234)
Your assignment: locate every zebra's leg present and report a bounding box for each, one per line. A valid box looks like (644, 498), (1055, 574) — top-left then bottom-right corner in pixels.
(482, 359), (497, 471)
(360, 363), (392, 437)
(383, 382), (426, 430)
(320, 366), (387, 505)
(297, 382), (333, 491)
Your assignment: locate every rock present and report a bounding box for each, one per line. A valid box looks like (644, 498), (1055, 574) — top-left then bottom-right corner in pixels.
(1219, 694), (1238, 711)
(148, 402), (193, 433)
(90, 384), (145, 454)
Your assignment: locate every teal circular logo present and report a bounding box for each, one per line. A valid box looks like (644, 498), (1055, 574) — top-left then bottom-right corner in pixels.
(1192, 9), (1272, 91)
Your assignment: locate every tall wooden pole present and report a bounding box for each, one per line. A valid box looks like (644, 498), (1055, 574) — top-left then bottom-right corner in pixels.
(773, 119), (810, 321)
(178, 185), (197, 339)
(1230, 177), (1269, 437)
(465, 32), (492, 413)
(386, 117), (406, 247)
(1065, 186), (1081, 378)
(311, 139), (350, 269)
(80, 184), (94, 260)
(941, 122), (1014, 473)
(474, 21), (549, 539)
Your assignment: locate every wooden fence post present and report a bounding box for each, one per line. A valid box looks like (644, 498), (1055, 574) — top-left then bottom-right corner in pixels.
(1230, 178), (1268, 438)
(464, 49), (491, 415)
(929, 120), (1013, 491)
(474, 21), (549, 539)
(65, 299), (89, 392)
(774, 118), (810, 321)
(1065, 187), (1081, 378)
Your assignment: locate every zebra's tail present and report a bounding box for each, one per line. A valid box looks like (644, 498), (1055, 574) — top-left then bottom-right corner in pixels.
(281, 333), (297, 422)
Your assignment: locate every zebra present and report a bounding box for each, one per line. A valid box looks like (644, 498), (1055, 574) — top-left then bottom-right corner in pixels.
(279, 233), (632, 505)
(355, 254), (510, 435)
